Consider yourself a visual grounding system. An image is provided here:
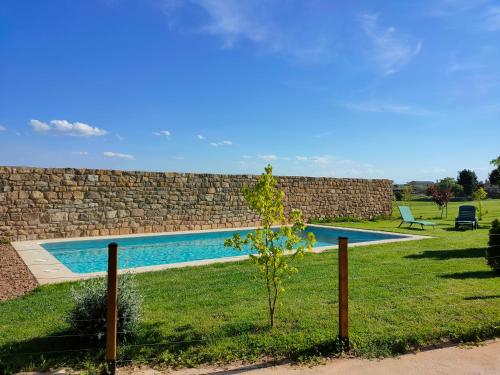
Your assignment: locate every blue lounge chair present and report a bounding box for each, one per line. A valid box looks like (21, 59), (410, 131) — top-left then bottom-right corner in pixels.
(455, 205), (478, 230)
(398, 206), (436, 229)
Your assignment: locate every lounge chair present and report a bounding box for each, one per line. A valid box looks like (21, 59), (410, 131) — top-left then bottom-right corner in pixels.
(455, 205), (478, 230)
(397, 206), (436, 229)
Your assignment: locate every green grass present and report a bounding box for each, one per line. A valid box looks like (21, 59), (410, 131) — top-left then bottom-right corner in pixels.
(1, 200), (499, 373)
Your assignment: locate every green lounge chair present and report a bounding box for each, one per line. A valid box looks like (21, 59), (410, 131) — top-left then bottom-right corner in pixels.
(398, 206), (436, 229)
(455, 205), (478, 230)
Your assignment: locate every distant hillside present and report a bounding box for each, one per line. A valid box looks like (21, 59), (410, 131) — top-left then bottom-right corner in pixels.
(393, 180), (434, 194)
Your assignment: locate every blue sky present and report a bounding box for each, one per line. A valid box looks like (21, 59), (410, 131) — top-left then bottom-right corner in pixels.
(0, 0), (499, 183)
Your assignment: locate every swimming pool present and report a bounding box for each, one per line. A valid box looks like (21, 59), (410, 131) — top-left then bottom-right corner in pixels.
(41, 225), (408, 273)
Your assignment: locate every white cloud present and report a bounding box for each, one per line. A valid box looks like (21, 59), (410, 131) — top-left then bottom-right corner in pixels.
(162, 0), (336, 65)
(257, 154), (277, 161)
(210, 140), (233, 147)
(30, 119), (108, 136)
(196, 134), (206, 140)
(296, 156), (384, 177)
(103, 151), (135, 160)
(116, 134), (125, 141)
(447, 61), (484, 74)
(174, 156), (185, 160)
(420, 166), (447, 175)
(295, 155), (330, 164)
(237, 153), (385, 178)
(198, 0), (269, 49)
(30, 119), (51, 132)
(360, 13), (422, 75)
(340, 101), (433, 115)
(153, 130), (171, 137)
(0, 125), (6, 131)
(72, 151), (89, 155)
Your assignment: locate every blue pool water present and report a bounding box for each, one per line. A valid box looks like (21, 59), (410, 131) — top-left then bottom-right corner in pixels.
(41, 226), (407, 273)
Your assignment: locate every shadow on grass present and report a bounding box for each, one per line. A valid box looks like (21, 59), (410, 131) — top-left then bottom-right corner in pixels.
(405, 247), (487, 260)
(464, 295), (500, 300)
(443, 227), (481, 232)
(0, 328), (105, 374)
(119, 321), (273, 366)
(117, 321), (343, 368)
(0, 321), (276, 373)
(440, 271), (500, 279)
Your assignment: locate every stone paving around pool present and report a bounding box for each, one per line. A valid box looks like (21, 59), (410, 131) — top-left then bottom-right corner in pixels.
(11, 225), (429, 285)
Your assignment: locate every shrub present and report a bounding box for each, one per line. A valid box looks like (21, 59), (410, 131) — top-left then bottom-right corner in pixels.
(486, 219), (500, 273)
(394, 190), (403, 201)
(67, 274), (142, 341)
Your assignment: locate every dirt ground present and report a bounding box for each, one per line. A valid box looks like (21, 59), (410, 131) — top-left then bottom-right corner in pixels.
(0, 242), (38, 301)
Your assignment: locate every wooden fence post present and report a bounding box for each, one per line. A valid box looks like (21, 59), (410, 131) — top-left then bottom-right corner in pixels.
(338, 236), (349, 350)
(106, 242), (118, 373)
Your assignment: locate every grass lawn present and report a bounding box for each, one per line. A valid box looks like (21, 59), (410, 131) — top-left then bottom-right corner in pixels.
(1, 200), (499, 373)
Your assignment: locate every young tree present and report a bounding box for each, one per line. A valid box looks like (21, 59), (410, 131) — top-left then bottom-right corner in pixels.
(426, 184), (453, 218)
(402, 184), (413, 203)
(457, 169), (478, 196)
(224, 165), (315, 328)
(473, 187), (488, 220)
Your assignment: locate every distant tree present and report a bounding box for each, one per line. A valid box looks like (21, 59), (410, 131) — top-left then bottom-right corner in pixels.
(457, 169), (478, 196)
(488, 156), (500, 185)
(427, 184), (453, 218)
(437, 177), (464, 196)
(394, 190), (403, 201)
(489, 168), (500, 185)
(473, 187), (488, 220)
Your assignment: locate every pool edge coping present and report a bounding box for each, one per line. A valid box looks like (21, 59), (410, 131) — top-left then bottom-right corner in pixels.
(11, 224), (431, 285)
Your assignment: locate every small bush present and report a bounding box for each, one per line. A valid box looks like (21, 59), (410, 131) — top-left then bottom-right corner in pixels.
(0, 238), (10, 245)
(394, 191), (403, 201)
(486, 219), (500, 272)
(67, 274), (142, 341)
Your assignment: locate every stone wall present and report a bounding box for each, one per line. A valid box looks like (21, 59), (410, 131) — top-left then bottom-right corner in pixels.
(0, 167), (393, 241)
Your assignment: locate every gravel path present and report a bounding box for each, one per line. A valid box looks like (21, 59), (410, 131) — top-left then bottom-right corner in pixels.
(0, 242), (38, 301)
